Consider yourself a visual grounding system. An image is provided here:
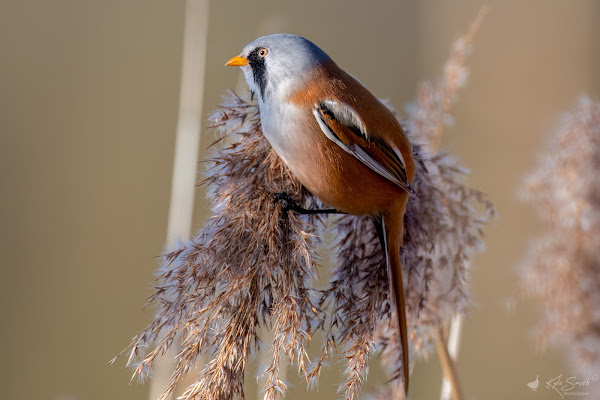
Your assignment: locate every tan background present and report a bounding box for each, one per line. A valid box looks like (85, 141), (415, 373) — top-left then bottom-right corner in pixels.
(1, 1), (599, 399)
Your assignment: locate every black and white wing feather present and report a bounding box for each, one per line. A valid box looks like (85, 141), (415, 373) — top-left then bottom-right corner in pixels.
(312, 100), (415, 194)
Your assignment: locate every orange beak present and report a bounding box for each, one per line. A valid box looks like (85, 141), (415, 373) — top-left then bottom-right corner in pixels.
(225, 55), (248, 67)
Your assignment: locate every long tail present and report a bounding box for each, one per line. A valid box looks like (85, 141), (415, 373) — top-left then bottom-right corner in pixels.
(374, 208), (409, 394)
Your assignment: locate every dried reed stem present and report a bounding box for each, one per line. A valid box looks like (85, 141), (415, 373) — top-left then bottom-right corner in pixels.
(440, 315), (463, 400)
(407, 7), (487, 400)
(434, 328), (463, 400)
(438, 9), (485, 400)
(428, 7), (487, 152)
(151, 1), (209, 398)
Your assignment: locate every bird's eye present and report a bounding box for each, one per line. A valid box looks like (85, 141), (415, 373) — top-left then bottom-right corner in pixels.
(258, 48), (268, 58)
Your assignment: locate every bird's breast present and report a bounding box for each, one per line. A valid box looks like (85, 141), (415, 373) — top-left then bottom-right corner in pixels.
(259, 102), (305, 167)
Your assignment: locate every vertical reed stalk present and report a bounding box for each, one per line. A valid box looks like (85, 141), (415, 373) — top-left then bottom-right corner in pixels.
(438, 316), (464, 400)
(149, 1), (209, 399)
(431, 9), (486, 400)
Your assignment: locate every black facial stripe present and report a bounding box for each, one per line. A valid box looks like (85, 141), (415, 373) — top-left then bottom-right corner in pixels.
(247, 51), (267, 99)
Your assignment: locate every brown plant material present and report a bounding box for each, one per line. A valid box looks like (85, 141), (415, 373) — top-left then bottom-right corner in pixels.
(407, 7), (485, 154)
(118, 94), (323, 400)
(117, 20), (494, 400)
(520, 96), (600, 378)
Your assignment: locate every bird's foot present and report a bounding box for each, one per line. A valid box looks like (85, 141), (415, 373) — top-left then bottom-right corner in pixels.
(273, 192), (344, 215)
(273, 192), (297, 212)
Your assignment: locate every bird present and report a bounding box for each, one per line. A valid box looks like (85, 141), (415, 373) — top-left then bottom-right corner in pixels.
(226, 34), (416, 394)
(526, 374), (539, 391)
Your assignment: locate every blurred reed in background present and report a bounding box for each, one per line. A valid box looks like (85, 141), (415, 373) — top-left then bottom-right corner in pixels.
(520, 96), (600, 396)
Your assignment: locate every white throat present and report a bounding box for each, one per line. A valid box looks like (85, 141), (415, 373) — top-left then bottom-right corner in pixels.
(255, 88), (303, 169)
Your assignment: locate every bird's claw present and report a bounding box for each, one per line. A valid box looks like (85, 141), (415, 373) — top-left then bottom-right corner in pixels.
(273, 191), (298, 213)
(273, 191), (344, 215)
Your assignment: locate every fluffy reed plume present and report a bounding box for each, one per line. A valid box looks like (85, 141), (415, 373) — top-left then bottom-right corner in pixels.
(118, 94), (325, 400)
(118, 16), (493, 400)
(520, 96), (600, 377)
(408, 7), (485, 154)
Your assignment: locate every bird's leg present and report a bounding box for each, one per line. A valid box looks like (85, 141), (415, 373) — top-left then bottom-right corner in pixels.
(273, 192), (344, 215)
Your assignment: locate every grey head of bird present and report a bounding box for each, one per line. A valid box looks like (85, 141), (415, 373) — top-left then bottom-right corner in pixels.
(227, 34), (333, 104)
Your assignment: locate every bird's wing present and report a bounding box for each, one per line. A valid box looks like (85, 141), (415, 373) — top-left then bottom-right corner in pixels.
(312, 100), (415, 194)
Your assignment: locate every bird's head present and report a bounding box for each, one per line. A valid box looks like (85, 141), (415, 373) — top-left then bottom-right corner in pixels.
(226, 34), (333, 103)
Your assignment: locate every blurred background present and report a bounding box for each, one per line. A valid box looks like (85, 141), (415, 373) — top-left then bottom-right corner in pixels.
(1, 1), (599, 399)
